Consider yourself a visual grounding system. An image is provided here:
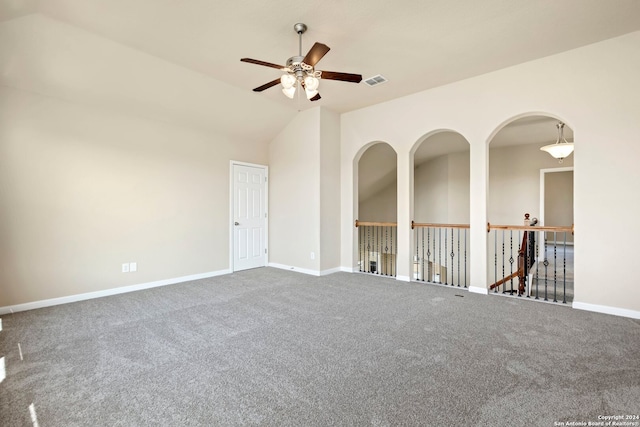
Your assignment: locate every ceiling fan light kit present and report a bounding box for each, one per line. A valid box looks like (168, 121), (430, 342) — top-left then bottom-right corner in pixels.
(241, 23), (362, 102)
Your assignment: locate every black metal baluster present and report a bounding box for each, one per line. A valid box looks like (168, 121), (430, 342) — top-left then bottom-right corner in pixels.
(438, 228), (442, 284)
(524, 230), (533, 298)
(553, 231), (558, 302)
(444, 228), (448, 285)
(450, 228), (455, 286)
(508, 230), (514, 294)
(391, 226), (395, 277)
(501, 231), (505, 293)
(427, 228), (432, 282)
(457, 228), (461, 287)
(494, 230), (498, 293)
(543, 240), (549, 301)
(376, 226), (380, 275)
(421, 227), (425, 281)
(535, 233), (540, 299)
(385, 226), (388, 276)
(464, 229), (467, 288)
(415, 227), (419, 281)
(563, 232), (567, 304)
(372, 226), (376, 274)
(366, 226), (371, 273)
(523, 230), (528, 297)
(360, 226), (364, 272)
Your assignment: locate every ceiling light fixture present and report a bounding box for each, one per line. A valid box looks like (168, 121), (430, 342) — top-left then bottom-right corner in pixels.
(281, 74), (296, 98)
(540, 122), (574, 163)
(277, 24), (323, 100)
(241, 23), (362, 102)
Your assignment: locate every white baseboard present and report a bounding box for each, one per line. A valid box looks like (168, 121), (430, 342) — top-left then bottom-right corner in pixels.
(396, 275), (411, 282)
(319, 267), (342, 276)
(267, 263), (343, 277)
(572, 301), (640, 320)
(268, 262), (321, 276)
(468, 286), (489, 295)
(340, 266), (358, 273)
(0, 269), (231, 315)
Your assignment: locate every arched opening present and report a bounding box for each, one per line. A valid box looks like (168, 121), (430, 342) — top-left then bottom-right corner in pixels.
(411, 131), (470, 285)
(487, 114), (575, 303)
(356, 142), (398, 276)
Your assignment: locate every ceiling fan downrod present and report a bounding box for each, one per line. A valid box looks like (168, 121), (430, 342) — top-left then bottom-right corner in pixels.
(294, 23), (307, 57)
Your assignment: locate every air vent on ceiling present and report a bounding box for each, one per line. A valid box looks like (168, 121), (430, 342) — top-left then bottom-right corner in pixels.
(363, 74), (388, 87)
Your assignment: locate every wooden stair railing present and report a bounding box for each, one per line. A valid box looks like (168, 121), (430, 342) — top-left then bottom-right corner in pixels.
(489, 230), (531, 294)
(489, 213), (537, 295)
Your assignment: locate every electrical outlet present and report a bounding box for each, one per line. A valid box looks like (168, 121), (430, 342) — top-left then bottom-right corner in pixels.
(122, 263), (129, 273)
(130, 262), (137, 272)
(310, 252), (315, 260)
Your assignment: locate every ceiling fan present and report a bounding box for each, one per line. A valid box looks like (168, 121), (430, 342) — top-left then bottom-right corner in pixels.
(241, 23), (362, 102)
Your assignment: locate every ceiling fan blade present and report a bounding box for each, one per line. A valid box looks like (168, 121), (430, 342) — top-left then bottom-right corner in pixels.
(302, 42), (330, 67)
(241, 58), (284, 70)
(310, 93), (321, 101)
(319, 70), (363, 83)
(253, 78), (281, 92)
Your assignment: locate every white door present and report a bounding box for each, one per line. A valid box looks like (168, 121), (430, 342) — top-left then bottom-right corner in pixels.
(233, 164), (267, 271)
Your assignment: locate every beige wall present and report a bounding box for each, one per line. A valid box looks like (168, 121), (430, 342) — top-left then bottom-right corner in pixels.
(414, 155), (449, 223)
(0, 86), (268, 307)
(413, 152), (470, 224)
(489, 143), (573, 225)
(268, 108), (321, 271)
(544, 170), (574, 243)
(357, 143), (398, 222)
(386, 142), (568, 226)
(268, 106), (342, 274)
(341, 31), (640, 314)
(358, 183), (397, 222)
(447, 152), (471, 224)
(319, 108), (342, 271)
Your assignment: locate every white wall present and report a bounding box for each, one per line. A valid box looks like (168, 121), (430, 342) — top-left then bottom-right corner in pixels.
(341, 31), (640, 315)
(0, 86), (268, 307)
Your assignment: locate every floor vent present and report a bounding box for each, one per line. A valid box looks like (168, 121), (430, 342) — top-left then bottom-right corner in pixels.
(364, 74), (388, 87)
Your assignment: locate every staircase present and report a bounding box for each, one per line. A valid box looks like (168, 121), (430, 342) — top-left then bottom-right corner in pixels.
(528, 244), (574, 303)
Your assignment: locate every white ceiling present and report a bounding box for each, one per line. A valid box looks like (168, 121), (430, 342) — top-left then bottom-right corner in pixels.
(1, 0), (639, 142)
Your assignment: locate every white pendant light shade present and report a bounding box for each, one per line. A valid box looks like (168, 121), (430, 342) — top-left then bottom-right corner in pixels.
(281, 73), (296, 89)
(304, 76), (319, 99)
(540, 122), (574, 162)
(540, 142), (574, 159)
(282, 86), (296, 99)
(304, 76), (319, 91)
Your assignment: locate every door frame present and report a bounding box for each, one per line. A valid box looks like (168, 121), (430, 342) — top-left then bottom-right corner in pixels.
(539, 166), (574, 228)
(229, 161), (269, 272)
(539, 166), (574, 260)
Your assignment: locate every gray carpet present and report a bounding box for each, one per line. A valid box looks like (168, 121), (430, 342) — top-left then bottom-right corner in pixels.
(1, 268), (639, 426)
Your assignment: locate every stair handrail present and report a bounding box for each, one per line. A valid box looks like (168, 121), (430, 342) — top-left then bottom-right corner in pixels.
(355, 220), (397, 227)
(411, 221), (470, 229)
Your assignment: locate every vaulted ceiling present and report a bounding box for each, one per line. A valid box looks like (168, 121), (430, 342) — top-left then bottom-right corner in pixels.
(1, 0), (640, 143)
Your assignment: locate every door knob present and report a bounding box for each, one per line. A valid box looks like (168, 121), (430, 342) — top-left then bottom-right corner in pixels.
(234, 222), (239, 226)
